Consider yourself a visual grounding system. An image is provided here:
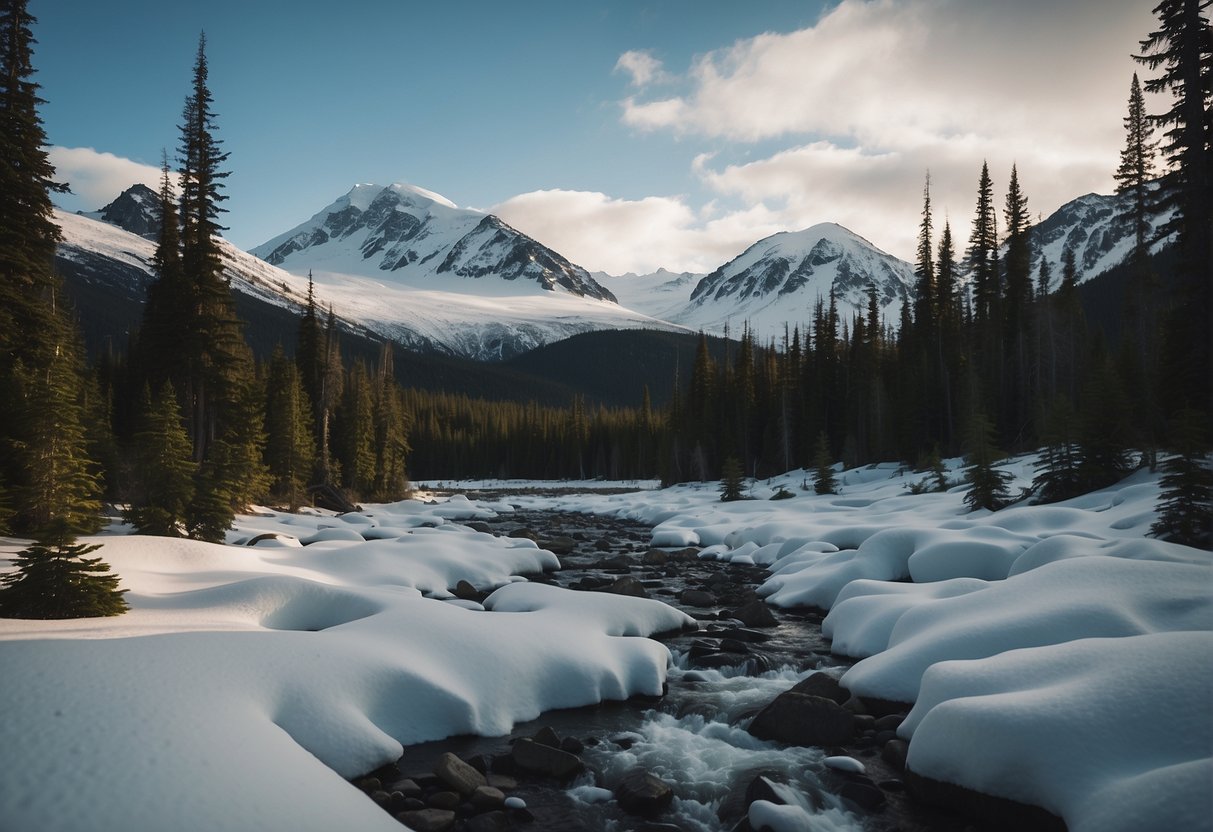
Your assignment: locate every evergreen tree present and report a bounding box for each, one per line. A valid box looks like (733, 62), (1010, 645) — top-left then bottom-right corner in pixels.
(1032, 396), (1083, 502)
(962, 410), (1013, 512)
(1136, 0), (1212, 414)
(371, 350), (409, 502)
(1114, 73), (1160, 262)
(1151, 409), (1212, 548)
(912, 172), (935, 334)
(811, 430), (837, 495)
(719, 455), (744, 502)
(966, 162), (1000, 327)
(1075, 363), (1133, 492)
(0, 520), (127, 619)
(264, 347), (315, 510)
(336, 361), (376, 496)
(126, 383), (195, 536)
(137, 152), (189, 392)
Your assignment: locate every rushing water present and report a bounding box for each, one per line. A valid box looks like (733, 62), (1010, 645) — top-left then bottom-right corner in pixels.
(382, 503), (962, 832)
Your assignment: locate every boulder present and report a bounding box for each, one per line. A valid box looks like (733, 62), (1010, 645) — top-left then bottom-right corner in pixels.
(465, 521), (493, 534)
(511, 738), (584, 779)
(426, 791), (461, 810)
(729, 600), (778, 628)
(642, 549), (668, 565)
(540, 536), (577, 555)
(615, 768), (675, 817)
(533, 725), (562, 748)
(747, 693), (854, 747)
(434, 752), (486, 796)
(603, 576), (649, 598)
(471, 785), (506, 810)
(789, 672), (849, 706)
(881, 739), (909, 771)
(680, 589), (717, 607)
(453, 580), (480, 601)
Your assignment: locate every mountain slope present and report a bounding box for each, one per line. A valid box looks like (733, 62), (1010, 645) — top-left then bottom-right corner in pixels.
(252, 183), (615, 301)
(675, 223), (915, 339)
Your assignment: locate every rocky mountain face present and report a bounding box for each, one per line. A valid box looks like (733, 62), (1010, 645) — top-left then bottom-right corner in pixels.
(1025, 185), (1174, 282)
(80, 182), (160, 239)
(672, 223), (915, 338)
(252, 183), (616, 302)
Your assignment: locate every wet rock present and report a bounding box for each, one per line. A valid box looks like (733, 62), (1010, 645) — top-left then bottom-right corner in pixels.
(904, 768), (1066, 831)
(358, 777), (382, 792)
(790, 672), (849, 706)
(715, 627), (771, 643)
(680, 589), (717, 607)
(603, 576), (649, 598)
(873, 713), (905, 732)
(560, 736), (585, 755)
(852, 714), (877, 732)
(729, 600), (778, 628)
(427, 791), (461, 810)
(615, 768), (675, 817)
(533, 725), (562, 748)
(434, 752), (486, 796)
(875, 729), (897, 744)
(471, 785), (505, 810)
(370, 789), (390, 806)
(843, 695), (868, 715)
(465, 521), (493, 534)
(453, 580), (481, 601)
(642, 549), (668, 565)
(599, 554), (632, 569)
(511, 737), (584, 779)
(503, 796), (527, 810)
(508, 528), (537, 540)
(881, 739), (909, 771)
(594, 538), (614, 552)
(395, 808), (456, 832)
(840, 778), (886, 812)
(747, 693), (854, 747)
(486, 774), (517, 791)
(745, 774), (787, 808)
(399, 797), (426, 812)
(540, 536), (577, 555)
(719, 638), (750, 654)
(387, 777), (422, 797)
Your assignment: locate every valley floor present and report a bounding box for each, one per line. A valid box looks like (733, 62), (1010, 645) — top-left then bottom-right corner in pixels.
(0, 456), (1209, 832)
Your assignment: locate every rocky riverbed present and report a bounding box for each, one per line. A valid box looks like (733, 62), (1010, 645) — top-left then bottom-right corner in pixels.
(354, 503), (984, 832)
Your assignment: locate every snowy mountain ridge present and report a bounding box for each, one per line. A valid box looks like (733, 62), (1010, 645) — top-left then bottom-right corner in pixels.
(251, 183), (616, 302)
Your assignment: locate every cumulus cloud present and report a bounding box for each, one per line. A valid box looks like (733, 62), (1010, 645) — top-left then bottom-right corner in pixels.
(494, 189), (784, 275)
(613, 0), (1156, 261)
(614, 50), (669, 88)
(47, 146), (164, 212)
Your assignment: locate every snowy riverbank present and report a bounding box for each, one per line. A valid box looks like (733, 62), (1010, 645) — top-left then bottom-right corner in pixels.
(1, 456), (1209, 832)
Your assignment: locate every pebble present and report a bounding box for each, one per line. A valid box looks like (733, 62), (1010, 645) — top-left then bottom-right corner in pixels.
(504, 796), (527, 810)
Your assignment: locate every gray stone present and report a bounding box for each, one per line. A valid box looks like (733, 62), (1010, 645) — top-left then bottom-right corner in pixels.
(790, 672), (849, 706)
(747, 693), (854, 747)
(603, 576), (649, 598)
(511, 737), (585, 779)
(881, 739), (909, 771)
(508, 528), (537, 540)
(615, 768), (675, 817)
(642, 549), (668, 565)
(486, 774), (517, 791)
(453, 580), (480, 601)
(471, 785), (506, 810)
(388, 777), (423, 798)
(395, 808), (456, 832)
(873, 713), (905, 732)
(680, 589), (717, 607)
(540, 536), (577, 555)
(533, 725), (562, 748)
(466, 811), (511, 832)
(465, 521), (493, 534)
(427, 791), (461, 810)
(730, 600), (778, 628)
(434, 752), (486, 796)
(839, 779), (886, 812)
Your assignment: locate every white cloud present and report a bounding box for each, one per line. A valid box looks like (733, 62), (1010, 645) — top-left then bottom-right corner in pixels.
(614, 50), (668, 88)
(493, 189), (782, 275)
(612, 0), (1157, 262)
(47, 146), (164, 212)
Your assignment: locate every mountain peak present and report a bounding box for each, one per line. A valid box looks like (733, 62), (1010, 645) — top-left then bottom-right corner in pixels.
(251, 183), (616, 302)
(81, 183), (160, 239)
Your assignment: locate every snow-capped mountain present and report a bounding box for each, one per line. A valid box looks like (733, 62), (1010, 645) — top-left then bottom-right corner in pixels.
(1026, 185), (1175, 281)
(591, 268), (704, 321)
(79, 182), (160, 239)
(54, 186), (680, 361)
(673, 223), (915, 339)
(251, 183), (615, 302)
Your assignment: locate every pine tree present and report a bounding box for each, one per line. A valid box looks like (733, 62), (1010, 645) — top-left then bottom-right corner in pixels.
(912, 172), (935, 334)
(719, 455), (744, 502)
(1136, 0), (1212, 414)
(264, 347), (315, 510)
(337, 361), (376, 496)
(371, 347), (409, 501)
(1075, 363), (1132, 492)
(1032, 396), (1083, 502)
(137, 152), (190, 392)
(966, 162), (1000, 327)
(962, 409), (1013, 512)
(126, 383), (195, 536)
(0, 520), (127, 619)
(1114, 73), (1160, 262)
(811, 430), (837, 495)
(1151, 409), (1212, 548)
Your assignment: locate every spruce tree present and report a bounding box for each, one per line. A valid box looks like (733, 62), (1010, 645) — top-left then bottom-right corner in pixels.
(1114, 73), (1160, 262)
(719, 455), (744, 502)
(1151, 409), (1212, 548)
(912, 172), (935, 334)
(811, 430), (837, 495)
(966, 162), (1000, 328)
(1136, 0), (1212, 414)
(126, 384), (195, 536)
(0, 519), (127, 619)
(962, 409), (1013, 512)
(371, 349), (409, 502)
(264, 346), (315, 510)
(1032, 396), (1083, 502)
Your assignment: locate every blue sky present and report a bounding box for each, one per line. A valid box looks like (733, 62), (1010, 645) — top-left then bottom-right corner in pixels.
(35, 0), (1155, 273)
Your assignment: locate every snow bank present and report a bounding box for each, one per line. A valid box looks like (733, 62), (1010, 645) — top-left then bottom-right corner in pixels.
(0, 502), (688, 832)
(901, 632), (1213, 832)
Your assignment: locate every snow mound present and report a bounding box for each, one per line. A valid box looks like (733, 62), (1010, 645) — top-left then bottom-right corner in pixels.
(901, 632), (1213, 832)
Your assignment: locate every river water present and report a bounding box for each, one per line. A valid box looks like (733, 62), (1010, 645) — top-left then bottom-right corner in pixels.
(374, 502), (971, 832)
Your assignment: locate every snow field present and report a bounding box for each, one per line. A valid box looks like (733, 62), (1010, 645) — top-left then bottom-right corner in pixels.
(504, 456), (1212, 832)
(0, 500), (693, 832)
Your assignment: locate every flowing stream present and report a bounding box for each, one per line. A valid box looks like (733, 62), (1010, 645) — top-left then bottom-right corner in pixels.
(375, 501), (969, 832)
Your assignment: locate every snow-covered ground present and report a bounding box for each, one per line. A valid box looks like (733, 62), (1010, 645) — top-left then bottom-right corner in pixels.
(1, 456), (1209, 832)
